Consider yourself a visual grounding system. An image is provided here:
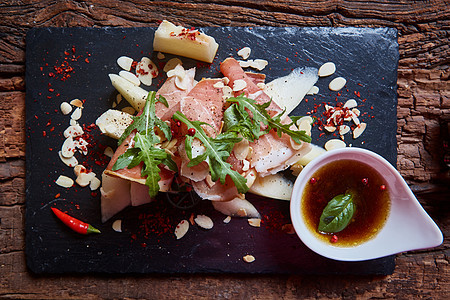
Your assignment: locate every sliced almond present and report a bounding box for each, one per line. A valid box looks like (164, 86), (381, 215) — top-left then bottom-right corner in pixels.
(89, 176), (101, 191)
(117, 56), (133, 71)
(174, 220), (189, 239)
(76, 172), (95, 187)
(71, 107), (82, 121)
(318, 62), (336, 77)
(237, 46), (251, 60)
(324, 125), (336, 133)
(119, 70), (141, 86)
(73, 164), (87, 177)
(242, 159), (250, 172)
(58, 151), (78, 167)
(222, 77), (230, 85)
(205, 174), (215, 188)
(351, 111), (361, 125)
(121, 106), (136, 115)
(74, 138), (89, 155)
(175, 75), (190, 90)
(244, 169), (257, 189)
(339, 125), (351, 135)
(136, 57), (157, 86)
(297, 119), (312, 136)
(324, 139), (346, 151)
(233, 138), (250, 160)
(61, 136), (75, 158)
(222, 85), (233, 99)
(116, 93), (122, 104)
(70, 99), (84, 108)
(60, 102), (72, 115)
(353, 122), (367, 139)
(306, 85), (319, 95)
(194, 215), (213, 229)
(157, 52), (165, 60)
(63, 124), (84, 138)
(163, 58), (182, 73)
(213, 81), (225, 89)
(104, 146), (114, 158)
(236, 208), (248, 217)
(233, 79), (247, 92)
(352, 108), (361, 117)
(251, 59), (268, 71)
(112, 219), (122, 232)
(223, 216), (231, 224)
(238, 60), (251, 68)
(55, 175), (74, 188)
(329, 77), (347, 91)
(69, 119), (78, 126)
(343, 99), (357, 109)
(248, 218), (261, 228)
(256, 82), (265, 90)
(243, 254), (255, 263)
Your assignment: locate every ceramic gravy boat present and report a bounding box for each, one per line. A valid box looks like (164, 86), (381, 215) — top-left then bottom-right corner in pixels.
(290, 147), (443, 261)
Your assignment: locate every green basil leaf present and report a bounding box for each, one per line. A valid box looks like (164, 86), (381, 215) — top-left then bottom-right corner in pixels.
(318, 192), (355, 233)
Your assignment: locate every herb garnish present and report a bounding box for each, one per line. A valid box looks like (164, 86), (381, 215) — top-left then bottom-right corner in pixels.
(113, 92), (177, 197)
(225, 94), (312, 144)
(318, 191), (355, 233)
(172, 111), (249, 194)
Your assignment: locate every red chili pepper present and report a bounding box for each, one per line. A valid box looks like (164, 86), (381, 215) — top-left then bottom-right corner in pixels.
(51, 207), (101, 234)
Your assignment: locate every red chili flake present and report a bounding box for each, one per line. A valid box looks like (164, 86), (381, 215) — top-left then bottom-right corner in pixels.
(188, 128), (196, 136)
(310, 177), (317, 184)
(354, 91), (361, 97)
(380, 184), (386, 191)
(85, 58), (90, 63)
(55, 193), (61, 199)
(330, 235), (338, 243)
(42, 131), (47, 137)
(48, 88), (54, 92)
(362, 178), (369, 185)
(46, 120), (51, 126)
(286, 57), (289, 62)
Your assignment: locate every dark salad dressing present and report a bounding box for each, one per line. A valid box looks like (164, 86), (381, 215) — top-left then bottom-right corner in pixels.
(302, 159), (390, 247)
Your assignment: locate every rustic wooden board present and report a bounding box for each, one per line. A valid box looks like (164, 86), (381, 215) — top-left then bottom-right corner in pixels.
(25, 26), (398, 274)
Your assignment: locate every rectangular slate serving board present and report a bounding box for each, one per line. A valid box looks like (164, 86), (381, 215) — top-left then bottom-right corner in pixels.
(25, 26), (399, 274)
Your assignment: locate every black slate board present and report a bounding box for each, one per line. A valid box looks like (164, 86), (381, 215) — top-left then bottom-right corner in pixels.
(25, 26), (399, 274)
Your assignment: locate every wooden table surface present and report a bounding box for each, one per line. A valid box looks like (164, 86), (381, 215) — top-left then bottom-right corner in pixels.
(1, 1), (449, 298)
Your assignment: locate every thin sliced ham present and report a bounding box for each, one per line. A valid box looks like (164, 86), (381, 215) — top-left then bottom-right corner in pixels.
(180, 78), (224, 137)
(156, 65), (196, 121)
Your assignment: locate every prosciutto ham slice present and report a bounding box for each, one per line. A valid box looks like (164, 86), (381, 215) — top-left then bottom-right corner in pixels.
(220, 57), (311, 176)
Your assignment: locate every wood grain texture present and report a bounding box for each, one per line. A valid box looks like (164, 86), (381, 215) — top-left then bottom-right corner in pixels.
(0, 0), (449, 298)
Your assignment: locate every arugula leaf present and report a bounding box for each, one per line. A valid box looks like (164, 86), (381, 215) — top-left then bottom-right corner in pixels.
(226, 94), (312, 144)
(223, 102), (267, 142)
(318, 192), (355, 233)
(117, 92), (170, 145)
(113, 92), (177, 198)
(173, 111), (249, 194)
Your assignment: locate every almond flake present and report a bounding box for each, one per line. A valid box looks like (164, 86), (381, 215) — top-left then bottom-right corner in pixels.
(175, 75), (190, 90)
(157, 52), (165, 60)
(324, 125), (336, 133)
(243, 255), (255, 263)
(119, 70), (141, 86)
(343, 99), (357, 109)
(163, 58), (182, 72)
(222, 77), (230, 85)
(70, 99), (84, 108)
(112, 219), (122, 232)
(213, 81), (225, 89)
(245, 170), (257, 188)
(306, 85), (319, 95)
(69, 119), (78, 126)
(174, 220), (189, 239)
(223, 216), (231, 224)
(324, 139), (346, 151)
(242, 159), (250, 172)
(55, 175), (74, 188)
(121, 106), (136, 115)
(248, 218), (261, 227)
(251, 59), (268, 71)
(60, 102), (72, 115)
(136, 57), (157, 86)
(63, 124), (84, 138)
(339, 125), (351, 135)
(238, 60), (251, 68)
(233, 79), (247, 91)
(76, 172), (95, 187)
(104, 147), (114, 158)
(329, 77), (347, 91)
(58, 151), (78, 167)
(73, 164), (87, 177)
(290, 162), (303, 176)
(117, 56), (133, 71)
(318, 62), (336, 77)
(222, 86), (233, 99)
(256, 82), (265, 90)
(61, 136), (75, 158)
(71, 107), (82, 121)
(89, 176), (101, 191)
(352, 108), (361, 117)
(353, 122), (367, 139)
(194, 215), (213, 229)
(237, 46), (251, 60)
(116, 93), (122, 104)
